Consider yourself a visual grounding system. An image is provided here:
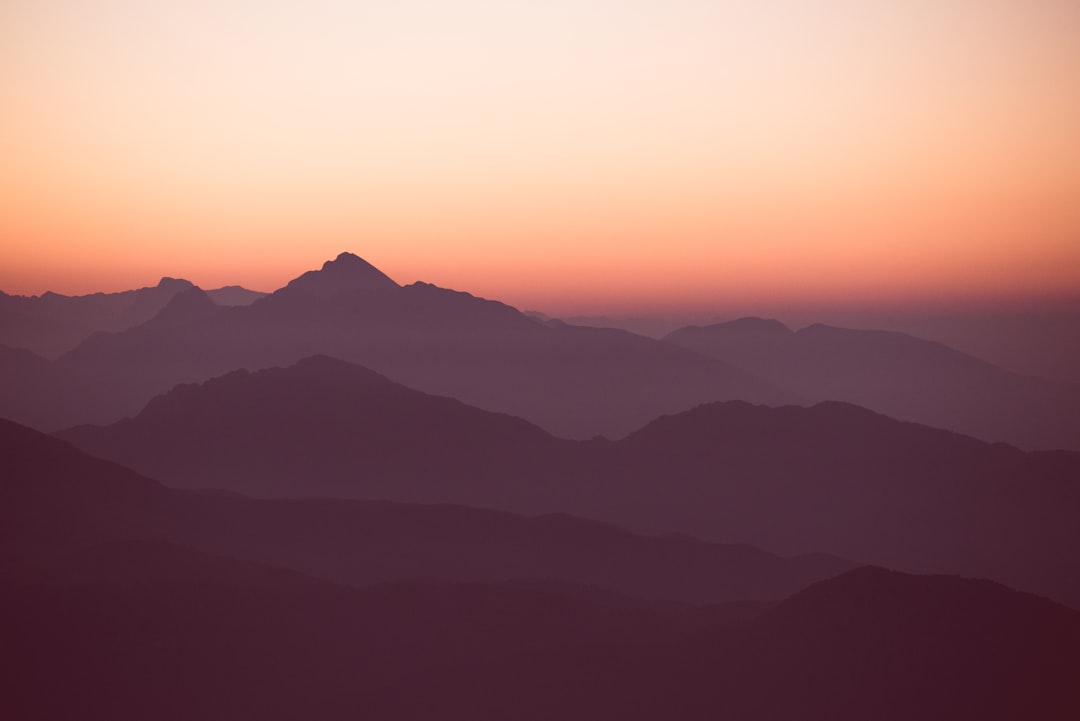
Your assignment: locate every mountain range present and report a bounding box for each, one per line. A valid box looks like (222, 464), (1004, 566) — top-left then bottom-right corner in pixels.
(664, 317), (1080, 451)
(4, 253), (1077, 452)
(3, 417), (849, 605)
(0, 277), (266, 358)
(0, 253), (793, 438)
(4, 417), (1078, 720)
(58, 355), (1080, 608)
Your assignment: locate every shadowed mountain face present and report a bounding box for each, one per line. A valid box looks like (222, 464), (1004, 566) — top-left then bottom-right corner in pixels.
(664, 317), (1080, 451)
(58, 357), (1080, 608)
(3, 418), (849, 605)
(0, 254), (794, 438)
(0, 278), (265, 358)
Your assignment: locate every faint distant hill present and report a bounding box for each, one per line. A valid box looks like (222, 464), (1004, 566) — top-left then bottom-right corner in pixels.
(0, 252), (794, 436)
(0, 278), (265, 357)
(205, 285), (267, 306)
(59, 357), (1080, 608)
(2, 417), (849, 606)
(877, 309), (1080, 385)
(525, 311), (683, 338)
(664, 317), (1080, 451)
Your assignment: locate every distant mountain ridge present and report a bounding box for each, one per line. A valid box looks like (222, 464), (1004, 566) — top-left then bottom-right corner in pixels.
(58, 355), (1080, 609)
(0, 253), (794, 438)
(664, 317), (1080, 451)
(1, 417), (850, 605)
(5, 415), (1080, 720)
(0, 277), (266, 357)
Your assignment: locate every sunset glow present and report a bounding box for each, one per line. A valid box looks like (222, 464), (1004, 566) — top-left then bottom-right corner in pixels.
(2, 0), (1078, 313)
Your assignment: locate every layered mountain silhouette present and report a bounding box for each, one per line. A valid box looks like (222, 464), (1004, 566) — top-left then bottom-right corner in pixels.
(4, 418), (849, 604)
(407, 566), (1080, 721)
(4, 248), (1080, 719)
(5, 418), (1079, 720)
(5, 539), (1077, 720)
(0, 253), (794, 437)
(664, 317), (1080, 451)
(58, 356), (1080, 608)
(0, 277), (266, 359)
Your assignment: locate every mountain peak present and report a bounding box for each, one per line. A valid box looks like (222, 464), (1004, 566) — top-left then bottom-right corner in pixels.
(156, 277), (195, 291)
(284, 253), (399, 297)
(149, 287), (218, 325)
(325, 251), (364, 268)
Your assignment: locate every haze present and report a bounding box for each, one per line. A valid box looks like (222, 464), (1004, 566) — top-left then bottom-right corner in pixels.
(2, 0), (1079, 315)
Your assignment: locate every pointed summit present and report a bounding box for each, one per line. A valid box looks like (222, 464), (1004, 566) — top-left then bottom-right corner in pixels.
(149, 287), (218, 325)
(284, 252), (399, 297)
(155, 277), (195, 291)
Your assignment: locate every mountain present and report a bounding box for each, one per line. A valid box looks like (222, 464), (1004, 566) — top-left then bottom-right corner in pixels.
(58, 355), (567, 502)
(204, 285), (267, 306)
(0, 277), (265, 358)
(5, 417), (848, 605)
(0, 253), (795, 437)
(1, 539), (686, 721)
(606, 400), (1080, 606)
(664, 318), (1080, 451)
(284, 250), (399, 295)
(0, 277), (194, 356)
(5, 418), (1078, 719)
(409, 566), (1080, 720)
(58, 358), (1080, 608)
(8, 549), (1075, 720)
(869, 308), (1080, 384)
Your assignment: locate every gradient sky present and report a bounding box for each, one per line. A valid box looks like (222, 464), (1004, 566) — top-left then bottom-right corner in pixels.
(2, 0), (1078, 315)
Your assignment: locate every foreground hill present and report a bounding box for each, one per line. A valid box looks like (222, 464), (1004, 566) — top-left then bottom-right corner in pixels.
(4, 418), (847, 605)
(4, 546), (1077, 720)
(665, 317), (1080, 451)
(0, 252), (794, 437)
(59, 357), (1080, 607)
(409, 566), (1080, 721)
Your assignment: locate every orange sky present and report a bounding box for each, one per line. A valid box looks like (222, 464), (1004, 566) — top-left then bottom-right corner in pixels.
(2, 0), (1078, 314)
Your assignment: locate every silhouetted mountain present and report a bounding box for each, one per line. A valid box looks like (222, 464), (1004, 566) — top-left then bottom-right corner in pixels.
(6, 418), (848, 604)
(528, 311), (684, 338)
(58, 359), (1080, 607)
(665, 317), (1080, 450)
(2, 539), (692, 721)
(608, 400), (1080, 606)
(0, 253), (794, 436)
(284, 250), (400, 295)
(145, 286), (220, 326)
(444, 567), (1080, 721)
(5, 419), (1079, 719)
(0, 277), (196, 356)
(0, 343), (47, 377)
(869, 308), (1080, 384)
(60, 355), (567, 502)
(204, 284), (266, 306)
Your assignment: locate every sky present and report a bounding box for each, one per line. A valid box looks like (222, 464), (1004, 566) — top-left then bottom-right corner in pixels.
(2, 0), (1079, 316)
